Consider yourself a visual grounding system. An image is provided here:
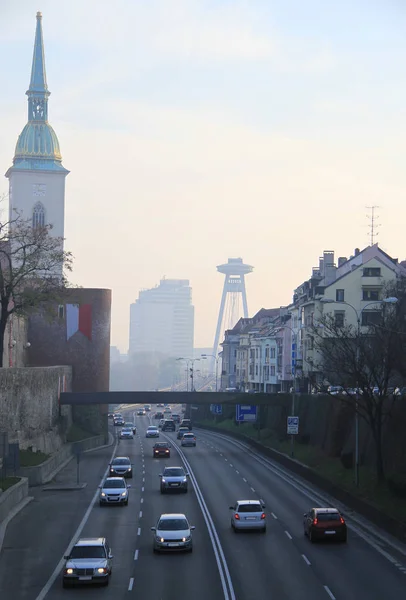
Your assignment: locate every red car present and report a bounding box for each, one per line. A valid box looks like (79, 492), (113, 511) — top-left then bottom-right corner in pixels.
(303, 507), (347, 543)
(153, 442), (171, 458)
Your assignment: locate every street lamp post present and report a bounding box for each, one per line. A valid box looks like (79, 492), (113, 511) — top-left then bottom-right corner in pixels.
(320, 296), (398, 487)
(201, 354), (220, 392)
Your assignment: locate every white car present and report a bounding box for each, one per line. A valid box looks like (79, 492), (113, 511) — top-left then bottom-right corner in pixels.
(99, 477), (131, 506)
(119, 427), (134, 440)
(158, 419), (165, 429)
(229, 500), (266, 532)
(146, 426), (160, 438)
(180, 432), (196, 447)
(151, 513), (195, 553)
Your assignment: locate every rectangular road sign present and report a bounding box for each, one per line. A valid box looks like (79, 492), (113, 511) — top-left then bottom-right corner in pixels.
(236, 405), (257, 422)
(213, 404), (223, 415)
(287, 416), (299, 435)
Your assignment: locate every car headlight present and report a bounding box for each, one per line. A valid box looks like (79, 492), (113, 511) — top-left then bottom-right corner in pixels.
(97, 567), (107, 574)
(121, 491), (127, 497)
(161, 478), (166, 483)
(182, 536), (191, 542)
(65, 568), (74, 574)
(183, 478), (187, 483)
(156, 536), (164, 543)
(101, 492), (106, 497)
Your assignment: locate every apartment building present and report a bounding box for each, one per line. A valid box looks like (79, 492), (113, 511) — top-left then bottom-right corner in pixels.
(129, 279), (194, 358)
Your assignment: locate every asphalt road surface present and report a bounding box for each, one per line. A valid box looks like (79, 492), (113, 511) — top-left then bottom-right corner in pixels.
(1, 404), (406, 600)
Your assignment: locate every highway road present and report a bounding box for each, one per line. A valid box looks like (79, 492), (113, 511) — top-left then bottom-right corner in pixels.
(0, 404), (406, 600)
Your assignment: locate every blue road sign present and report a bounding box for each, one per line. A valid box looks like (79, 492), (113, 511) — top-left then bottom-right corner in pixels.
(210, 404), (223, 415)
(236, 405), (257, 422)
(287, 416), (299, 435)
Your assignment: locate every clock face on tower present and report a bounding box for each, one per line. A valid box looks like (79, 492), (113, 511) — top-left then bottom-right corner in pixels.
(32, 183), (46, 197)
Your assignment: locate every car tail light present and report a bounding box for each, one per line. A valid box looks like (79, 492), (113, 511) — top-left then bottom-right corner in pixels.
(313, 518), (318, 525)
(340, 517), (345, 524)
(261, 513), (266, 519)
(234, 514), (240, 520)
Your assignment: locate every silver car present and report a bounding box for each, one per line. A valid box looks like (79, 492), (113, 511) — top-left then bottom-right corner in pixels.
(119, 427), (134, 440)
(62, 537), (113, 587)
(151, 513), (195, 553)
(159, 466), (189, 493)
(229, 500), (267, 532)
(181, 432), (196, 447)
(146, 426), (160, 438)
(99, 477), (130, 506)
(109, 456), (133, 478)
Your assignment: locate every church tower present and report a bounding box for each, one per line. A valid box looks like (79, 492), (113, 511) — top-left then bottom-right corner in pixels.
(5, 12), (69, 240)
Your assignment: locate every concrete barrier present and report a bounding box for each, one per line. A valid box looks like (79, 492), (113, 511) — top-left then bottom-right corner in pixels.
(19, 434), (107, 486)
(0, 478), (28, 524)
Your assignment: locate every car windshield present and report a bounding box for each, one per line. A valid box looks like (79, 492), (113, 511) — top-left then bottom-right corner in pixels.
(238, 504), (262, 513)
(155, 443), (168, 448)
(158, 518), (188, 531)
(163, 468), (184, 477)
(103, 480), (125, 488)
(148, 427), (158, 430)
(112, 459), (130, 465)
(317, 512), (340, 521)
(70, 546), (106, 559)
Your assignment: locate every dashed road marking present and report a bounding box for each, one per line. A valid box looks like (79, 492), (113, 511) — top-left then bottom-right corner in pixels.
(235, 470), (239, 474)
(128, 577), (134, 591)
(134, 549), (139, 560)
(302, 554), (311, 566)
(141, 486), (144, 492)
(250, 487), (255, 492)
(229, 464), (233, 467)
(141, 498), (144, 504)
(271, 512), (278, 519)
(324, 586), (336, 600)
(139, 510), (143, 518)
(137, 527), (141, 536)
(243, 478), (247, 483)
(285, 531), (292, 540)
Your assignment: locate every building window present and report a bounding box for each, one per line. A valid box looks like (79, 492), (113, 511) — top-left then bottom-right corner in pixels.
(361, 311), (381, 326)
(362, 289), (380, 301)
(270, 347), (276, 359)
(249, 365), (254, 376)
(334, 311), (345, 327)
(58, 305), (65, 319)
(234, 349), (237, 357)
(270, 365), (276, 376)
(250, 349), (255, 359)
(32, 202), (45, 228)
(255, 365), (258, 375)
(256, 348), (259, 359)
(336, 289), (345, 302)
(363, 267), (381, 277)
(265, 347), (269, 359)
(234, 364), (236, 373)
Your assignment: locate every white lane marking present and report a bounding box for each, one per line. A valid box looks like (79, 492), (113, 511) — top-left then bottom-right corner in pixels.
(137, 528), (141, 536)
(285, 531), (293, 540)
(34, 440), (118, 600)
(134, 549), (139, 560)
(243, 478), (247, 483)
(142, 477), (145, 483)
(271, 512), (278, 520)
(141, 498), (144, 504)
(302, 554), (311, 566)
(200, 430), (406, 567)
(250, 487), (255, 492)
(162, 433), (236, 600)
(128, 577), (134, 591)
(220, 453), (223, 456)
(229, 464), (233, 467)
(324, 586), (336, 600)
(139, 510), (143, 518)
(224, 458), (228, 461)
(235, 470), (239, 474)
(141, 486), (144, 492)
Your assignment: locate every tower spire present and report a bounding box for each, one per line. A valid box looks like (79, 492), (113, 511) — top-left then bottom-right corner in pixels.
(27, 11), (50, 122)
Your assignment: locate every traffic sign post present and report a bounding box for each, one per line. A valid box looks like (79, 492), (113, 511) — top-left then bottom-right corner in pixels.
(236, 405), (257, 423)
(287, 416), (299, 458)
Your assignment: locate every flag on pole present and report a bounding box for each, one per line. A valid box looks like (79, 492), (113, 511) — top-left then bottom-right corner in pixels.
(66, 304), (92, 340)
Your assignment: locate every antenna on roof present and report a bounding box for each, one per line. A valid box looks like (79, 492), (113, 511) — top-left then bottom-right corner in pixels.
(366, 205), (380, 246)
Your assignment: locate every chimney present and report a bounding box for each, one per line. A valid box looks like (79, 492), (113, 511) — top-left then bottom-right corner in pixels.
(338, 257), (347, 267)
(354, 248), (360, 255)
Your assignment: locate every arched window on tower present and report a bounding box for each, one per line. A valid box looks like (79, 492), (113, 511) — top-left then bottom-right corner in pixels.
(32, 202), (45, 229)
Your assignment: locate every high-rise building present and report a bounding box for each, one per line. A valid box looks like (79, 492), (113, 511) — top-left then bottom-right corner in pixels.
(129, 279), (194, 358)
(5, 12), (68, 246)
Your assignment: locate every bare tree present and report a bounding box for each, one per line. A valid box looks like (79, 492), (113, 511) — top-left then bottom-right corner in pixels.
(0, 213), (73, 366)
(310, 282), (406, 483)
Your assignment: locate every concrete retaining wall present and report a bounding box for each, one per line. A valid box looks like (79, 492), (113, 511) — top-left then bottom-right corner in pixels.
(0, 366), (73, 454)
(0, 478), (28, 524)
(19, 434), (107, 486)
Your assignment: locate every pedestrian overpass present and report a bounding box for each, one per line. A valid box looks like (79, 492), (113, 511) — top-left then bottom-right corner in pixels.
(60, 391), (280, 406)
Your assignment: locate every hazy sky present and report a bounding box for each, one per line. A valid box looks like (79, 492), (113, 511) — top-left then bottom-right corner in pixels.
(1, 1), (406, 352)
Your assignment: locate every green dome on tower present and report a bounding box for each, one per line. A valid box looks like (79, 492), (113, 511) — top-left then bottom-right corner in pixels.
(8, 12), (68, 173)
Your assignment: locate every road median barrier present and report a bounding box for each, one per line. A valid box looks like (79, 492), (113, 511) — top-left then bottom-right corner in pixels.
(0, 477), (28, 524)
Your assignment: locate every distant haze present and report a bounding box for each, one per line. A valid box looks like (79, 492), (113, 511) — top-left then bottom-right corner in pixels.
(1, 1), (406, 351)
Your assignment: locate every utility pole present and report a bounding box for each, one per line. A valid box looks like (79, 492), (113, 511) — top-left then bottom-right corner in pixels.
(366, 205), (380, 246)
